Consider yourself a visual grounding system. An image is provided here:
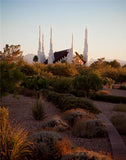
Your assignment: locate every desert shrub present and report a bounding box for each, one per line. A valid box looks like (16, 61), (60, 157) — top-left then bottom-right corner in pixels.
(70, 89), (84, 97)
(0, 61), (24, 97)
(72, 72), (103, 97)
(111, 114), (126, 134)
(21, 75), (48, 90)
(0, 107), (33, 160)
(113, 104), (126, 112)
(50, 77), (72, 93)
(90, 93), (126, 104)
(33, 63), (48, 75)
(42, 115), (70, 131)
(32, 97), (44, 120)
(20, 63), (36, 76)
(19, 87), (36, 97)
(47, 62), (78, 77)
(119, 85), (126, 90)
(72, 119), (107, 138)
(62, 108), (95, 127)
(44, 90), (100, 113)
(29, 130), (63, 160)
(103, 77), (115, 89)
(61, 149), (112, 160)
(96, 90), (109, 96)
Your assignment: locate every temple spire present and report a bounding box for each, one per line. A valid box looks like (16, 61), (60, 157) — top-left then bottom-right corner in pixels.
(48, 26), (54, 64)
(42, 33), (44, 53)
(83, 27), (88, 66)
(38, 25), (42, 51)
(50, 26), (53, 51)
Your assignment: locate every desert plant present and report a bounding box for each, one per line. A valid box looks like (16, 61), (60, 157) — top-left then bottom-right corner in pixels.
(96, 90), (109, 95)
(111, 114), (126, 134)
(42, 115), (69, 131)
(29, 130), (63, 160)
(113, 104), (126, 112)
(32, 97), (44, 120)
(0, 107), (33, 160)
(62, 108), (95, 127)
(72, 119), (107, 138)
(103, 77), (115, 89)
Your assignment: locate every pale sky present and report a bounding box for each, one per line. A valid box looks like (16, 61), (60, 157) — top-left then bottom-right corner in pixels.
(0, 0), (126, 60)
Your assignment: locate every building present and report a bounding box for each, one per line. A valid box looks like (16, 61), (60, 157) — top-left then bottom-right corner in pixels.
(37, 26), (88, 65)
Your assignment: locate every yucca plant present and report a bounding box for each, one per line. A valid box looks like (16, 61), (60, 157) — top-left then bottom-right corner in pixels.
(32, 96), (44, 120)
(0, 107), (33, 160)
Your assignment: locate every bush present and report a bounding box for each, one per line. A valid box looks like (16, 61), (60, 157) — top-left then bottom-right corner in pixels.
(21, 75), (48, 90)
(44, 90), (100, 114)
(111, 114), (126, 134)
(113, 104), (126, 112)
(0, 107), (33, 160)
(19, 87), (36, 97)
(96, 90), (109, 96)
(72, 119), (107, 138)
(103, 77), (115, 89)
(90, 93), (126, 104)
(29, 130), (63, 160)
(62, 149), (112, 160)
(62, 108), (95, 127)
(32, 97), (44, 120)
(42, 115), (70, 131)
(119, 85), (126, 90)
(20, 64), (35, 76)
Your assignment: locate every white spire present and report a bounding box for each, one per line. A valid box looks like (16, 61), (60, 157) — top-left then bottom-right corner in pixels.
(48, 26), (54, 64)
(38, 25), (42, 51)
(83, 27), (88, 66)
(50, 26), (53, 51)
(42, 33), (44, 53)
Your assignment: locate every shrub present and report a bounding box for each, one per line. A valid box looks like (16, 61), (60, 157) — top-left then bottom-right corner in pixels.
(62, 108), (95, 127)
(103, 77), (115, 89)
(42, 115), (70, 131)
(20, 63), (35, 76)
(111, 114), (126, 134)
(32, 97), (44, 120)
(119, 85), (126, 90)
(96, 90), (109, 96)
(0, 107), (33, 160)
(72, 119), (107, 138)
(61, 149), (112, 160)
(19, 87), (36, 97)
(113, 104), (126, 112)
(29, 130), (63, 160)
(90, 93), (126, 104)
(44, 90), (100, 113)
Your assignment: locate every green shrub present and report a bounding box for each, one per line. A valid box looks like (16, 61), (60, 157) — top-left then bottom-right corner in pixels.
(113, 104), (126, 112)
(62, 150), (112, 160)
(111, 114), (126, 134)
(62, 108), (95, 127)
(42, 115), (70, 131)
(29, 130), (63, 160)
(72, 119), (107, 138)
(21, 75), (48, 90)
(90, 93), (126, 104)
(20, 64), (36, 76)
(0, 107), (33, 160)
(119, 85), (126, 90)
(103, 77), (115, 89)
(32, 97), (44, 120)
(44, 90), (100, 113)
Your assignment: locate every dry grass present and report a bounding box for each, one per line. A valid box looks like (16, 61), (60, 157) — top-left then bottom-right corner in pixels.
(0, 107), (33, 160)
(113, 104), (126, 112)
(96, 90), (109, 95)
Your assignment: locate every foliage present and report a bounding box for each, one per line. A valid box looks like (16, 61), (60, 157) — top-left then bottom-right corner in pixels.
(0, 61), (24, 97)
(29, 130), (63, 160)
(0, 107), (33, 160)
(47, 62), (78, 77)
(20, 64), (36, 76)
(33, 55), (38, 63)
(32, 96), (44, 120)
(72, 119), (107, 138)
(113, 104), (126, 112)
(21, 75), (48, 90)
(90, 93), (126, 104)
(0, 44), (23, 63)
(43, 90), (100, 113)
(96, 90), (109, 96)
(107, 60), (121, 68)
(103, 77), (115, 88)
(19, 87), (36, 97)
(42, 115), (70, 131)
(72, 72), (103, 97)
(62, 108), (95, 127)
(111, 114), (126, 134)
(50, 77), (72, 93)
(119, 85), (126, 90)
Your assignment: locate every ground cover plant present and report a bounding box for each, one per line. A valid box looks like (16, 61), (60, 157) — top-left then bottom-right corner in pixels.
(0, 107), (33, 160)
(113, 104), (126, 112)
(111, 114), (126, 134)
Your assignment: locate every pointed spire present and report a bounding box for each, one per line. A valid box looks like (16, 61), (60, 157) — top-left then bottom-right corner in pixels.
(42, 33), (44, 53)
(83, 27), (88, 66)
(50, 26), (53, 51)
(71, 34), (73, 49)
(38, 25), (42, 51)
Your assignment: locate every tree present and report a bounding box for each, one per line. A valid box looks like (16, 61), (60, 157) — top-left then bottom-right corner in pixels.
(0, 44), (23, 63)
(72, 72), (103, 97)
(33, 55), (38, 63)
(0, 61), (24, 97)
(109, 60), (121, 68)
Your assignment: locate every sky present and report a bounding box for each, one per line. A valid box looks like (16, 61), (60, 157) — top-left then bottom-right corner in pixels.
(0, 0), (126, 60)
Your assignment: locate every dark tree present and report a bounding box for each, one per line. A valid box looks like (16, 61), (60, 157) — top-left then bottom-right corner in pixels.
(33, 55), (38, 63)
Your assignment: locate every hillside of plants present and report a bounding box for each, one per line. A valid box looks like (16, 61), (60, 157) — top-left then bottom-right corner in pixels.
(1, 45), (126, 160)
